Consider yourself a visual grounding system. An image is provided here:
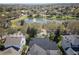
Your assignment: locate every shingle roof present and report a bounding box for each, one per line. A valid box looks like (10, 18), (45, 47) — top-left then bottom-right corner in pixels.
(27, 44), (47, 55)
(65, 48), (78, 55)
(4, 37), (21, 48)
(61, 39), (71, 50)
(29, 38), (58, 50)
(0, 47), (20, 55)
(4, 34), (25, 48)
(62, 35), (79, 49)
(46, 50), (61, 55)
(71, 37), (79, 46)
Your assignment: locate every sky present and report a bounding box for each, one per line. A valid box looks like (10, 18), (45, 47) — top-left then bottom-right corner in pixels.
(0, 0), (79, 4)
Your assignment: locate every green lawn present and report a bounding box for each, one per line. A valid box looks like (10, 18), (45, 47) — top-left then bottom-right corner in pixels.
(11, 15), (27, 29)
(51, 15), (76, 20)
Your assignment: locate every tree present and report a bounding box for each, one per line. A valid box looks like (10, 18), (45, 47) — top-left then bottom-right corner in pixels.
(26, 27), (37, 44)
(27, 27), (37, 38)
(49, 32), (55, 41)
(0, 7), (3, 12)
(27, 14), (33, 18)
(54, 28), (61, 43)
(6, 8), (12, 12)
(6, 28), (17, 34)
(57, 35), (63, 42)
(21, 45), (29, 55)
(20, 20), (24, 26)
(57, 40), (65, 54)
(0, 28), (5, 51)
(0, 28), (5, 39)
(0, 40), (5, 51)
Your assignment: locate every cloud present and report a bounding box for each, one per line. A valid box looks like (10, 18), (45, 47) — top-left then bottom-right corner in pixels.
(0, 0), (78, 3)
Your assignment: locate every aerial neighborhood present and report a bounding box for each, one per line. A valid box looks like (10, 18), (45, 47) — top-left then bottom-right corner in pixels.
(0, 3), (79, 55)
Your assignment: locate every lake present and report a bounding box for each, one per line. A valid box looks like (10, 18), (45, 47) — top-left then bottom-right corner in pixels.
(24, 18), (51, 24)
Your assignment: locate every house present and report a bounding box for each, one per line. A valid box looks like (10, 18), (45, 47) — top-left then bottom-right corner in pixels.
(4, 32), (26, 51)
(27, 44), (47, 55)
(0, 47), (20, 55)
(62, 35), (79, 55)
(27, 44), (61, 55)
(29, 38), (58, 50)
(27, 38), (61, 55)
(65, 48), (78, 55)
(70, 36), (79, 51)
(46, 50), (62, 55)
(61, 39), (71, 51)
(62, 35), (79, 49)
(71, 37), (79, 46)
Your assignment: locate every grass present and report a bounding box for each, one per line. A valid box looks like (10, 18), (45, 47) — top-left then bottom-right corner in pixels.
(51, 15), (76, 20)
(11, 15), (27, 29)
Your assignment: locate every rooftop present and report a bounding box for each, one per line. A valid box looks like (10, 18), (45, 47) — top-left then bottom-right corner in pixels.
(29, 38), (58, 50)
(27, 44), (47, 55)
(0, 47), (20, 55)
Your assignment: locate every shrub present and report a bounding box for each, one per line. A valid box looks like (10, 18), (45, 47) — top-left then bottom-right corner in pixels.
(49, 32), (55, 41)
(57, 40), (65, 55)
(58, 35), (63, 42)
(27, 27), (37, 38)
(21, 45), (29, 55)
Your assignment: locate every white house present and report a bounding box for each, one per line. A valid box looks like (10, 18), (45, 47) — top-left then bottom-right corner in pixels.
(4, 32), (26, 51)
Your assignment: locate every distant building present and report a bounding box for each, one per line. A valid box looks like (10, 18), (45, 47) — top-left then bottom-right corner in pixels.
(33, 18), (36, 22)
